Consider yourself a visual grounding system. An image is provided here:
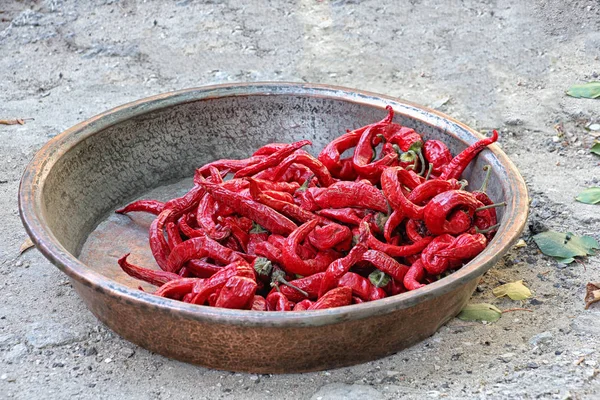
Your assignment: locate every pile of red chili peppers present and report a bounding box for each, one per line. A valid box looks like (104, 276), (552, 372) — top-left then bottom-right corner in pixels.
(116, 106), (503, 311)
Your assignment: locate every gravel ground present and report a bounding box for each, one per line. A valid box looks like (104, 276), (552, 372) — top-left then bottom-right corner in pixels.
(1, 0), (600, 399)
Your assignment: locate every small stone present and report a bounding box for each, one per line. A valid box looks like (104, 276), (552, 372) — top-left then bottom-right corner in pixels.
(84, 347), (97, 356)
(4, 343), (28, 362)
(120, 348), (135, 358)
(571, 312), (600, 335)
(0, 374), (7, 380)
(527, 362), (539, 369)
(529, 331), (553, 346)
(385, 371), (399, 377)
(529, 299), (543, 306)
(52, 362), (65, 368)
(588, 123), (600, 131)
(104, 358), (112, 363)
(310, 383), (384, 400)
(552, 136), (560, 143)
(499, 353), (515, 363)
(25, 322), (85, 349)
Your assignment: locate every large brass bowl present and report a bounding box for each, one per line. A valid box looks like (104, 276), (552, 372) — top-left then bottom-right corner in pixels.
(19, 83), (528, 373)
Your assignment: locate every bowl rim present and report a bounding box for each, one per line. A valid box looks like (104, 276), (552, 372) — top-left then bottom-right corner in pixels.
(18, 82), (529, 327)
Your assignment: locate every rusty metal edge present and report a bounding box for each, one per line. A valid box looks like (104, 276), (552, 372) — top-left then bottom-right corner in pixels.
(18, 82), (529, 327)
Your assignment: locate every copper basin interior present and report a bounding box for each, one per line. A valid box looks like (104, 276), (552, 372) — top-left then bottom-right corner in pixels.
(19, 83), (528, 373)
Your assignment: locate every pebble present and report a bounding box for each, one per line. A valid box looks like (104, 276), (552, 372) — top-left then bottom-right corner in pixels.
(588, 123), (600, 131)
(25, 322), (85, 349)
(120, 348), (135, 358)
(529, 331), (553, 347)
(84, 347), (97, 356)
(570, 312), (600, 335)
(499, 353), (515, 363)
(527, 362), (539, 369)
(311, 383), (384, 400)
(4, 343), (29, 362)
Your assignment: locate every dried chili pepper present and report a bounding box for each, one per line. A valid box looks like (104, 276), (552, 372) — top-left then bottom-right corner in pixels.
(154, 278), (198, 300)
(190, 262), (254, 305)
(311, 181), (388, 212)
(423, 190), (484, 235)
(279, 272), (325, 302)
(353, 125), (397, 179)
(293, 299), (314, 311)
(266, 291), (292, 311)
(366, 228), (433, 257)
(338, 272), (387, 301)
(271, 151), (336, 187)
(149, 209), (174, 271)
(250, 295), (268, 311)
(439, 130), (499, 180)
(115, 199), (164, 215)
(234, 140), (311, 178)
(423, 139), (452, 175)
(383, 209), (405, 242)
(214, 276), (257, 309)
(360, 250), (410, 282)
(167, 234), (247, 273)
(118, 254), (180, 286)
(281, 220), (332, 276)
(309, 286), (353, 310)
(436, 232), (487, 259)
(420, 234), (456, 275)
(307, 223), (352, 251)
(403, 260), (426, 291)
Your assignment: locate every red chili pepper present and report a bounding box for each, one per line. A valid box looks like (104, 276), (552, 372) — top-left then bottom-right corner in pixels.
(252, 143), (289, 156)
(360, 250), (411, 282)
(115, 199), (164, 215)
(423, 190), (483, 235)
(307, 223), (352, 251)
(250, 295), (268, 311)
(184, 259), (222, 278)
(247, 178), (319, 224)
(234, 140), (311, 178)
(196, 155), (264, 178)
(266, 291), (292, 311)
(149, 209), (174, 271)
(423, 139), (452, 174)
(315, 208), (368, 226)
(293, 299), (314, 311)
(251, 178), (300, 194)
(220, 217), (250, 253)
(318, 106), (394, 176)
(190, 262), (254, 305)
(198, 178), (298, 235)
(337, 158), (358, 180)
(118, 254), (180, 286)
(166, 235), (247, 273)
(309, 286), (353, 310)
(439, 130), (499, 180)
(338, 272), (386, 301)
(178, 213), (205, 239)
(420, 234), (456, 275)
(281, 220), (331, 276)
(311, 181), (388, 213)
(407, 178), (462, 205)
(405, 219), (424, 243)
(253, 241), (284, 265)
(383, 278), (405, 296)
(165, 221), (183, 250)
(403, 260), (426, 291)
(213, 276), (257, 309)
(163, 185), (205, 217)
(436, 233), (487, 259)
(366, 228), (433, 257)
(271, 151), (336, 187)
(279, 272), (325, 302)
(383, 209), (405, 242)
(318, 222), (369, 297)
(381, 167), (425, 219)
(385, 125), (424, 153)
(154, 278), (199, 300)
(195, 192), (231, 240)
(353, 125), (397, 179)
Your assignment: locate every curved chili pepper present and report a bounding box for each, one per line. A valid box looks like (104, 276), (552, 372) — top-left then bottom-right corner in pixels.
(118, 254), (180, 286)
(307, 223), (352, 251)
(403, 260), (426, 291)
(311, 181), (388, 212)
(381, 167), (425, 219)
(385, 125), (424, 153)
(405, 219), (425, 243)
(279, 272), (325, 302)
(190, 262), (254, 305)
(353, 125), (397, 179)
(252, 143), (289, 156)
(338, 272), (386, 301)
(293, 299), (314, 311)
(407, 178), (461, 205)
(281, 220), (331, 276)
(423, 190), (484, 235)
(315, 208), (368, 226)
(247, 178), (319, 224)
(366, 228), (433, 257)
(196, 155), (264, 178)
(337, 158), (358, 180)
(198, 178), (298, 235)
(420, 234), (455, 275)
(318, 222), (369, 297)
(318, 106), (394, 176)
(250, 295), (268, 311)
(253, 240), (284, 265)
(149, 209), (174, 271)
(360, 250), (410, 282)
(154, 278), (198, 300)
(383, 209), (405, 242)
(163, 184), (205, 217)
(309, 286), (353, 310)
(234, 140), (311, 178)
(439, 130), (499, 180)
(423, 139), (452, 174)
(220, 217), (250, 253)
(214, 276), (257, 309)
(115, 199), (164, 215)
(178, 214), (205, 239)
(167, 235), (247, 273)
(185, 259), (222, 278)
(251, 178), (300, 194)
(166, 221), (183, 250)
(271, 151), (336, 187)
(436, 233), (487, 259)
(266, 291), (292, 311)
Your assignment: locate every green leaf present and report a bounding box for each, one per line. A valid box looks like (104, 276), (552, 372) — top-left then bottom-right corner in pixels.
(533, 231), (599, 261)
(576, 187), (600, 205)
(492, 280), (532, 300)
(555, 257), (575, 264)
(566, 82), (600, 99)
(369, 269), (391, 288)
(457, 303), (502, 322)
(591, 142), (600, 156)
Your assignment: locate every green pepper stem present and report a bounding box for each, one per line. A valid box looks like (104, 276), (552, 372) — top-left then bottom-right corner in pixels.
(298, 174), (315, 191)
(425, 163), (434, 180)
(458, 179), (469, 190)
(479, 165), (492, 193)
(475, 202), (506, 212)
(416, 148), (426, 176)
(475, 223), (501, 234)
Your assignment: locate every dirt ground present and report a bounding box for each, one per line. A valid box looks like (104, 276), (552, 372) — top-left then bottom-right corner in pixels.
(1, 0), (600, 399)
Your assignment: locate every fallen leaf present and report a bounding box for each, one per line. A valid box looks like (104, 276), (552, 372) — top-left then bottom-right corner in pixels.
(533, 231), (599, 263)
(576, 187), (600, 205)
(0, 118), (26, 125)
(585, 282), (600, 310)
(457, 303), (502, 322)
(493, 280), (532, 300)
(592, 141), (600, 156)
(19, 237), (34, 254)
(566, 82), (600, 99)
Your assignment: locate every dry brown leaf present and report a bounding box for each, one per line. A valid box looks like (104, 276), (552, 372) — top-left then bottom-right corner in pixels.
(0, 118), (26, 125)
(19, 237), (34, 254)
(585, 282), (600, 310)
